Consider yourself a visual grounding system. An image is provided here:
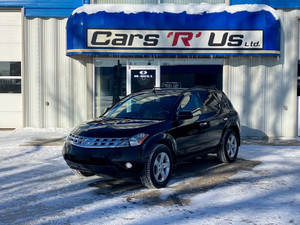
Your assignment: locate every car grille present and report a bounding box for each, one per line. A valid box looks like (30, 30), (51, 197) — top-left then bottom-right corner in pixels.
(67, 133), (126, 148)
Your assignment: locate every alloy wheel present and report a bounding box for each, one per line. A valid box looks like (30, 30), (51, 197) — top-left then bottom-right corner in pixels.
(153, 152), (170, 182)
(226, 134), (237, 158)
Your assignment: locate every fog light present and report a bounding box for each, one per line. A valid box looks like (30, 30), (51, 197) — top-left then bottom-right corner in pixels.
(125, 162), (133, 169)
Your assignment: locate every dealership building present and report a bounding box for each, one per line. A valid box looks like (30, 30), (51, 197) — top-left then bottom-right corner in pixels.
(0, 0), (299, 138)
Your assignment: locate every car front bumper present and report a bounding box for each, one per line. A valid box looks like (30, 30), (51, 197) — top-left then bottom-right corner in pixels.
(62, 142), (145, 178)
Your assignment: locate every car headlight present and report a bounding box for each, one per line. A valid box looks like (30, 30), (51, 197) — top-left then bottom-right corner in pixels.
(117, 133), (149, 147)
(129, 133), (149, 146)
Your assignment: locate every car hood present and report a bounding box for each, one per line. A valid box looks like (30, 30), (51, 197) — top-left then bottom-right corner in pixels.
(71, 117), (165, 138)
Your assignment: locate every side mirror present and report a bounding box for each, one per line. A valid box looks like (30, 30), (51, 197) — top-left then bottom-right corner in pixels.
(178, 110), (193, 120)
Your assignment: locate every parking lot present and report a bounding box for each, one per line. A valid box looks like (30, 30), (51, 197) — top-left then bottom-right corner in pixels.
(1, 129), (300, 225)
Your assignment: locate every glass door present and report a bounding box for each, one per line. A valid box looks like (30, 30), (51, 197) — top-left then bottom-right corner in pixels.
(127, 65), (160, 95)
(94, 59), (126, 117)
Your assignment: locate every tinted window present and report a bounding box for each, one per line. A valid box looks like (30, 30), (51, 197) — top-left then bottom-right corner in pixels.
(214, 91), (223, 101)
(177, 93), (201, 116)
(202, 92), (220, 113)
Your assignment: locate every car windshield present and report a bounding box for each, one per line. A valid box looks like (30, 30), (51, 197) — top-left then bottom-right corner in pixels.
(103, 91), (180, 120)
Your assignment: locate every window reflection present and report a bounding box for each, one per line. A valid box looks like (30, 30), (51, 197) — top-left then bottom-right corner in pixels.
(202, 93), (220, 113)
(105, 92), (179, 120)
(94, 63), (126, 116)
(178, 94), (201, 116)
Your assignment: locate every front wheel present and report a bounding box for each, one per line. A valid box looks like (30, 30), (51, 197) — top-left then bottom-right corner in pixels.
(217, 129), (239, 163)
(140, 144), (173, 189)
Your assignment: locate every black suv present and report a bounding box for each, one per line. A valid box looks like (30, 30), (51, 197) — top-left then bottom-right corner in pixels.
(63, 88), (240, 188)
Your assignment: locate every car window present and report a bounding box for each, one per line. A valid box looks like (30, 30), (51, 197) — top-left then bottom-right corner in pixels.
(202, 92), (220, 113)
(177, 93), (201, 117)
(104, 92), (179, 120)
(214, 91), (224, 102)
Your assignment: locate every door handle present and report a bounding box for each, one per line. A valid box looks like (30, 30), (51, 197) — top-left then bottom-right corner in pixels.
(199, 122), (208, 127)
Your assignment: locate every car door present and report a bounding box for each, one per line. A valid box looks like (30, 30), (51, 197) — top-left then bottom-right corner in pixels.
(200, 91), (228, 149)
(169, 92), (208, 155)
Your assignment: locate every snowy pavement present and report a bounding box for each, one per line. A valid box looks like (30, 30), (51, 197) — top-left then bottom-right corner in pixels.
(0, 128), (300, 225)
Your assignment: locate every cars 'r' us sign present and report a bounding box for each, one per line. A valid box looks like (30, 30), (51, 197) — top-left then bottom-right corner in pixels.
(87, 29), (263, 49)
(67, 4), (280, 56)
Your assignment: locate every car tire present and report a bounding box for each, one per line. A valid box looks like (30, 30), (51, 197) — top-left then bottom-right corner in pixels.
(217, 129), (239, 163)
(140, 144), (173, 189)
(72, 169), (95, 177)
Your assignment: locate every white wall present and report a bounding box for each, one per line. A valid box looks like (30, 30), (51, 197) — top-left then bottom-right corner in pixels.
(24, 18), (89, 128)
(0, 9), (21, 61)
(225, 9), (299, 138)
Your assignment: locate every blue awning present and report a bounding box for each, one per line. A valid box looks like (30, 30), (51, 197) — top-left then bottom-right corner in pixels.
(0, 0), (89, 17)
(66, 3), (280, 57)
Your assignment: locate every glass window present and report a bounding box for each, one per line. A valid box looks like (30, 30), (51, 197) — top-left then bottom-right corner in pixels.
(0, 62), (20, 77)
(202, 92), (220, 113)
(214, 91), (223, 101)
(0, 62), (21, 77)
(0, 79), (21, 93)
(0, 62), (21, 94)
(94, 62), (126, 116)
(161, 65), (222, 90)
(178, 93), (201, 116)
(131, 69), (156, 93)
(104, 92), (179, 120)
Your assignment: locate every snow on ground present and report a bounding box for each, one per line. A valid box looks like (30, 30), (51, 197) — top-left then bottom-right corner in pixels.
(0, 128), (300, 225)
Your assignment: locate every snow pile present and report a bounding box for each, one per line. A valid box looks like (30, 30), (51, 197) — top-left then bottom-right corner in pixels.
(72, 3), (279, 20)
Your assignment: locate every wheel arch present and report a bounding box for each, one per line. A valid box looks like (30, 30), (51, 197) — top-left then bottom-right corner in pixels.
(156, 137), (177, 164)
(230, 125), (241, 146)
(221, 124), (241, 146)
(142, 133), (177, 163)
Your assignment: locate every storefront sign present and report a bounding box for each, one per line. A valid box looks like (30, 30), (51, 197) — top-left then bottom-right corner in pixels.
(87, 29), (263, 49)
(67, 4), (280, 57)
